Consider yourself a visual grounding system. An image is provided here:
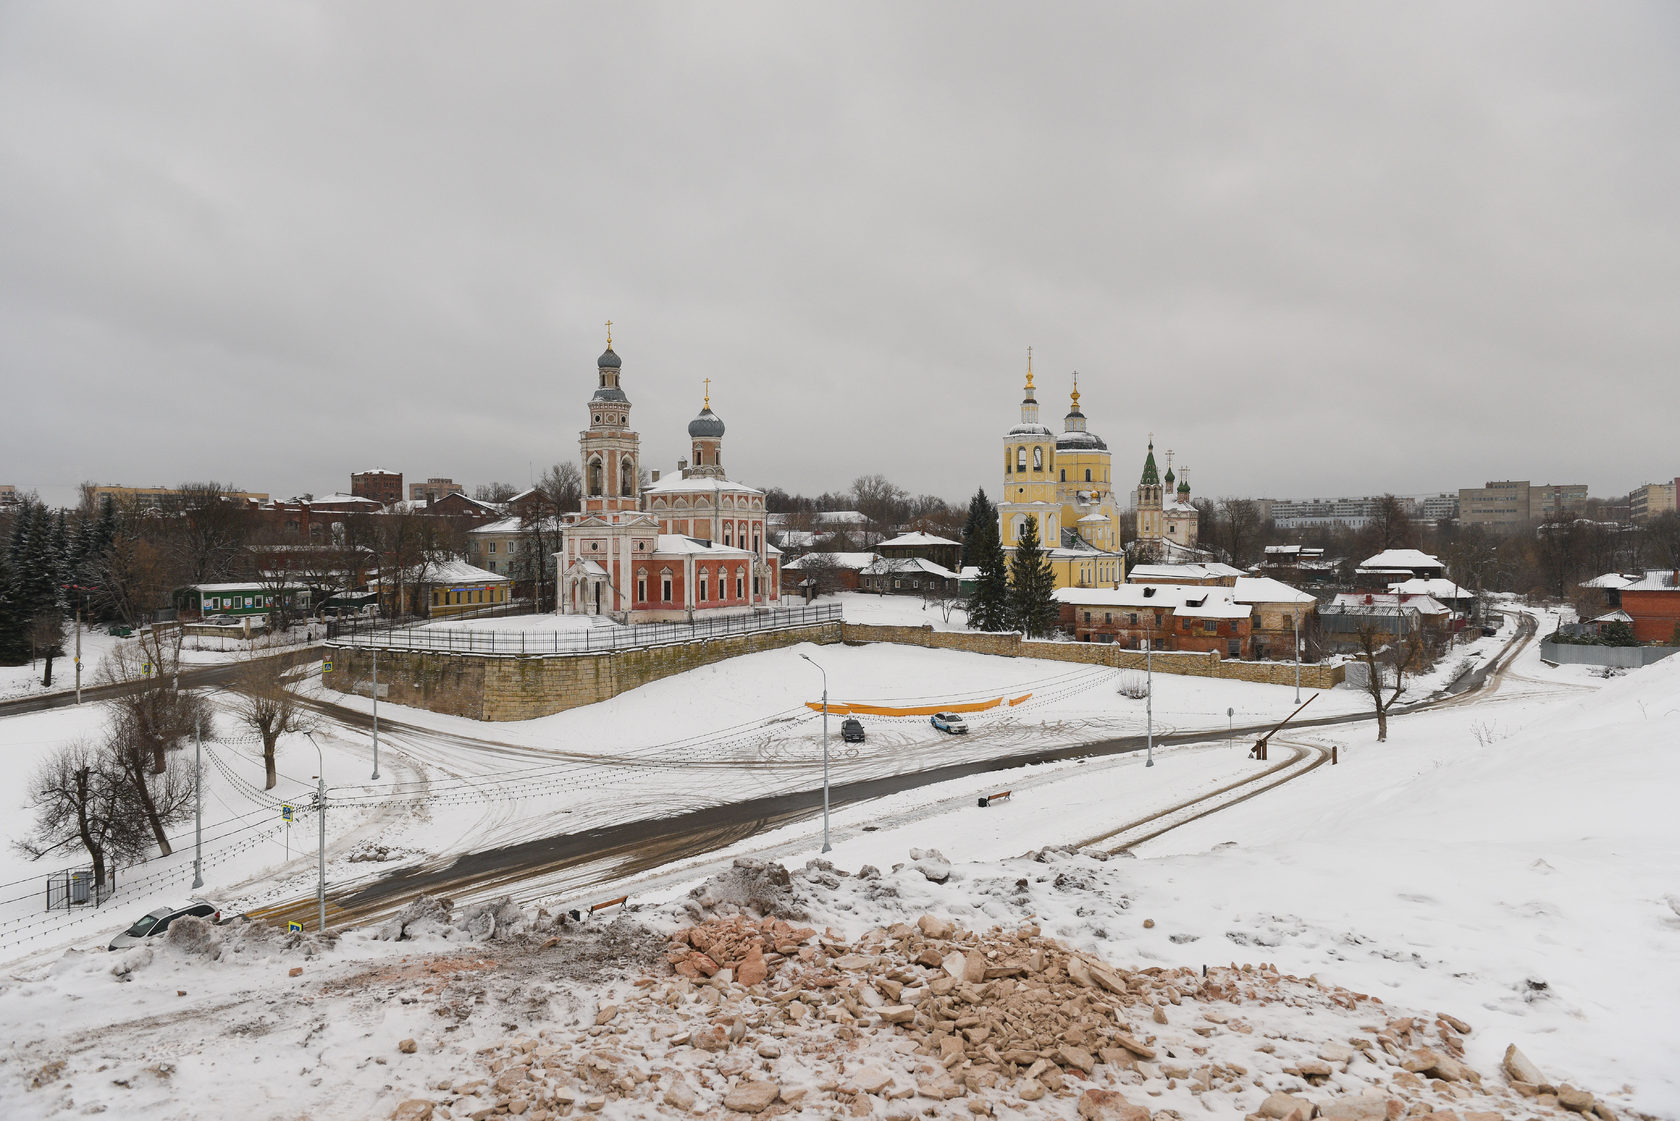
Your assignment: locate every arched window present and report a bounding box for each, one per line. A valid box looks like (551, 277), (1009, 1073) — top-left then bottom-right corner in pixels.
(620, 458), (634, 497)
(1059, 469), (1065, 482)
(697, 568), (708, 602)
(1005, 450), (1012, 475)
(723, 525), (732, 547)
(736, 570), (745, 599)
(1084, 469), (1091, 482)
(588, 458), (603, 496)
(636, 568), (648, 603)
(660, 568), (673, 601)
(1016, 446), (1026, 472)
(1032, 446), (1043, 471)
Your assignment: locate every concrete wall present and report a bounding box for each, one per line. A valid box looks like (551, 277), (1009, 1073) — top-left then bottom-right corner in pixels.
(1538, 641), (1680, 669)
(330, 621), (841, 721)
(838, 623), (1344, 689)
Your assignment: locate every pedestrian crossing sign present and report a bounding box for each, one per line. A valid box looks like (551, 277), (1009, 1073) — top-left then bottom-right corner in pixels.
(288, 922), (303, 934)
(281, 804), (294, 823)
(322, 659), (332, 673)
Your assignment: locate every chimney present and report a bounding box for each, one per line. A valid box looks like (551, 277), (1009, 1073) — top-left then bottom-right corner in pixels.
(651, 469), (661, 484)
(677, 458), (689, 477)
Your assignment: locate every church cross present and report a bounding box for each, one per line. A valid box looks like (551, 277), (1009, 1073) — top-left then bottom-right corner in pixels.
(704, 377), (711, 409)
(605, 319), (613, 346)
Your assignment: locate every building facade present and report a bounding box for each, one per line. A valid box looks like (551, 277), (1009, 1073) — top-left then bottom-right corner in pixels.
(409, 477), (464, 502)
(1134, 442), (1200, 557)
(1458, 480), (1589, 526)
(351, 469), (403, 507)
(557, 339), (781, 622)
(1628, 482), (1677, 523)
(996, 354), (1126, 589)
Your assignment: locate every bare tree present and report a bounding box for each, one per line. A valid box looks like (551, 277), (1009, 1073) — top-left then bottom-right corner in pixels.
(229, 653), (319, 789)
(14, 738), (147, 886)
(536, 462), (583, 517)
(94, 529), (174, 627)
(1352, 621), (1426, 742)
(852, 474), (908, 541)
(475, 481), (519, 503)
(107, 716), (196, 856)
(1222, 498), (1265, 568)
(796, 552), (844, 598)
(171, 482), (255, 584)
(100, 630), (202, 774)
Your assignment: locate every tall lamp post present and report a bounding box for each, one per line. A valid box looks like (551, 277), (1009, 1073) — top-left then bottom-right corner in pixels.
(797, 653), (833, 853)
(191, 715), (204, 890)
(303, 732), (328, 931)
(1144, 625), (1155, 768)
(1293, 609), (1302, 704)
(370, 646), (380, 780)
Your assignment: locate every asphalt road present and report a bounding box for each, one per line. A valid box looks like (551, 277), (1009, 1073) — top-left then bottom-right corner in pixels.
(252, 613), (1539, 928)
(0, 645), (323, 716)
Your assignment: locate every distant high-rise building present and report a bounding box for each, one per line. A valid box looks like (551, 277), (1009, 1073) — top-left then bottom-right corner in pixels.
(1628, 482), (1677, 523)
(0, 484), (17, 507)
(1458, 480), (1588, 526)
(350, 469), (403, 507)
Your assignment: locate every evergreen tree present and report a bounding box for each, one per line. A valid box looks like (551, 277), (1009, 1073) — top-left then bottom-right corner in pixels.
(1007, 514), (1059, 638)
(965, 514), (1010, 632)
(960, 489), (996, 569)
(0, 551), (29, 665)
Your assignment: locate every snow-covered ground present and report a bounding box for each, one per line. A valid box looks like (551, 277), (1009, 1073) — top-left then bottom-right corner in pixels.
(3, 604), (1675, 1116)
(0, 625), (128, 702)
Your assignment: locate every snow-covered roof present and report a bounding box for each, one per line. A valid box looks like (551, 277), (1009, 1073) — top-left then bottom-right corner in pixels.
(1055, 584), (1199, 609)
(1330, 592), (1449, 615)
(1580, 572), (1637, 590)
(311, 492), (383, 505)
(959, 566), (981, 581)
(1588, 609), (1634, 624)
(877, 531), (960, 549)
(1621, 570), (1680, 592)
(774, 530), (826, 549)
(183, 582), (307, 593)
(427, 558), (511, 584)
(573, 559), (609, 577)
(1356, 549), (1444, 571)
(642, 474), (763, 497)
(652, 534), (753, 558)
(783, 551), (879, 572)
(1232, 576), (1317, 605)
(1165, 499), (1197, 513)
(1129, 563), (1239, 583)
(1388, 578), (1475, 600)
(812, 510), (867, 525)
(1174, 593), (1252, 620)
(862, 556), (959, 579)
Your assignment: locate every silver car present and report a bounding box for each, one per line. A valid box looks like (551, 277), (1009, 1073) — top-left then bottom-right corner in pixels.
(107, 900), (221, 950)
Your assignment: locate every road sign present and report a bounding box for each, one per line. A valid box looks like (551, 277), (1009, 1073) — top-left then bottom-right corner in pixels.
(288, 922), (303, 934)
(142, 662), (152, 677)
(322, 659), (332, 673)
(281, 804), (294, 823)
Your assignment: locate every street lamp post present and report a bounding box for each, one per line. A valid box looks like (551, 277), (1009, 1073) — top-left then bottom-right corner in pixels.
(798, 653), (833, 853)
(1293, 610), (1302, 704)
(1145, 633), (1155, 768)
(191, 715), (204, 890)
(370, 646), (380, 780)
(304, 732), (328, 931)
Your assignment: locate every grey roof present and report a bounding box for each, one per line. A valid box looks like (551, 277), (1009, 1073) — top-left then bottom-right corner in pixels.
(688, 407), (725, 439)
(590, 386), (629, 403)
(1005, 423), (1055, 438)
(1056, 430), (1108, 451)
(597, 347), (621, 369)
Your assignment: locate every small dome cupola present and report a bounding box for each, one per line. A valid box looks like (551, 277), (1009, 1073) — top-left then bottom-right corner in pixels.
(688, 379), (726, 475)
(1057, 371), (1108, 451)
(592, 321), (628, 403)
(597, 346), (621, 369)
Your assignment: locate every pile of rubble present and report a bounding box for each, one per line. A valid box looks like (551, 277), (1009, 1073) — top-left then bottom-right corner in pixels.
(388, 909), (1631, 1120)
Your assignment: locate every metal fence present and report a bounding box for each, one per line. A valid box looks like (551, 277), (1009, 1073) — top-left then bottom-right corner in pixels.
(325, 602), (842, 655)
(45, 867), (117, 911)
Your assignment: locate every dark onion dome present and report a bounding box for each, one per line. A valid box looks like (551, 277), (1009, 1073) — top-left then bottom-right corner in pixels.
(688, 406), (725, 439)
(591, 385), (628, 403)
(1005, 423), (1055, 438)
(1057, 429), (1108, 451)
(597, 346), (621, 369)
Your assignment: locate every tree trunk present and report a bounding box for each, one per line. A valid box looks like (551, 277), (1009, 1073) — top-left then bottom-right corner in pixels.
(1375, 703), (1388, 742)
(42, 650), (54, 687)
(74, 768), (105, 884)
(124, 749), (172, 855)
(264, 731), (279, 790)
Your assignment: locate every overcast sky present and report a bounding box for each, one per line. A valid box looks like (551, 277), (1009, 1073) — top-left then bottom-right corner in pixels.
(3, 2), (1677, 510)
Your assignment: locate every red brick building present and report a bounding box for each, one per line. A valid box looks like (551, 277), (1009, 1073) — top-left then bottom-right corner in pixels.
(1620, 570), (1680, 644)
(351, 469), (403, 507)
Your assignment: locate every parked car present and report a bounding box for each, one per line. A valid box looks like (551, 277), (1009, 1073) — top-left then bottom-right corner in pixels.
(930, 712), (969, 735)
(108, 900), (222, 951)
(840, 717), (865, 743)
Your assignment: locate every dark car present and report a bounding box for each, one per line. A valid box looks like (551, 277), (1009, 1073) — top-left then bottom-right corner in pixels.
(840, 718), (865, 743)
(108, 900), (221, 951)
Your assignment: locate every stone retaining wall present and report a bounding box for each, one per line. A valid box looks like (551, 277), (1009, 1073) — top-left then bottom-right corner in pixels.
(329, 621), (842, 721)
(838, 623), (1345, 689)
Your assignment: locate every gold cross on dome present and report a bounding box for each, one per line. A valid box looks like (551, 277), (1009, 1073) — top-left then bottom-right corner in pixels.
(704, 377), (711, 408)
(605, 319), (613, 346)
(1166, 448), (1175, 472)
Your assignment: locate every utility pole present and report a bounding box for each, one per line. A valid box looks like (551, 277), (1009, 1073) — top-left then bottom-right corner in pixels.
(370, 646), (380, 780)
(1145, 632), (1155, 768)
(799, 653), (833, 852)
(1294, 610), (1302, 704)
(191, 716), (204, 890)
(74, 595), (82, 705)
(305, 732), (328, 931)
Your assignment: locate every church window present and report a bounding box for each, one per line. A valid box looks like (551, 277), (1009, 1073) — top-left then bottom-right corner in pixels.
(724, 525), (732, 547)
(637, 570), (647, 603)
(697, 568), (708, 602)
(588, 458), (603, 496)
(717, 572), (726, 600)
(594, 415), (601, 423)
(661, 569), (673, 601)
(1059, 469), (1065, 482)
(1085, 469), (1092, 482)
(1033, 447), (1043, 471)
(621, 459), (635, 497)
(753, 532), (760, 553)
(1016, 446), (1026, 472)
(735, 571), (744, 599)
(1005, 451), (1012, 475)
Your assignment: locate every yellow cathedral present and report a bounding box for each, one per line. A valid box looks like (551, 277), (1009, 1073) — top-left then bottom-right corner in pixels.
(997, 351), (1126, 589)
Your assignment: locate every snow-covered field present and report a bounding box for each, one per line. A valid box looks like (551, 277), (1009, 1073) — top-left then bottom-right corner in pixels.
(2, 605), (1675, 1117)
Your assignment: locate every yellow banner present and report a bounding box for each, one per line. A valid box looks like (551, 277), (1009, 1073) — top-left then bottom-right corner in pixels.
(804, 694), (1030, 717)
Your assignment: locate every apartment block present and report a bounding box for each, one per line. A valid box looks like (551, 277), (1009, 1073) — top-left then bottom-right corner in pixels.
(350, 468), (403, 507)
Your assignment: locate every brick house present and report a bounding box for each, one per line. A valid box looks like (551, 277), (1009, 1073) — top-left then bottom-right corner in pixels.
(1056, 585), (1254, 657)
(859, 556), (962, 597)
(351, 469), (403, 507)
(875, 531), (962, 573)
(1620, 570), (1680, 644)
